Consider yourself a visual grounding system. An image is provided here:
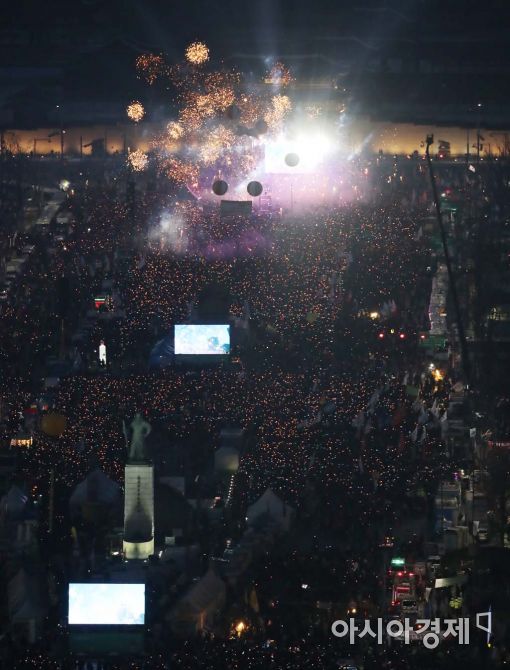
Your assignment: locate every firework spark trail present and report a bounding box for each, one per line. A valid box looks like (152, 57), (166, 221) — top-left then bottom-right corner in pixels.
(136, 54), (168, 84)
(264, 95), (292, 130)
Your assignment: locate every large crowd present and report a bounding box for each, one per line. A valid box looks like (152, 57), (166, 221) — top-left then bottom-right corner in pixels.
(1, 182), (439, 505)
(0, 160), (472, 667)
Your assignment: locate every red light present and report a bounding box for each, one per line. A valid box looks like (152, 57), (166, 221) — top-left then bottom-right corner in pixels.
(378, 333), (384, 339)
(399, 333), (405, 339)
(420, 334), (426, 340)
(397, 572), (403, 577)
(408, 572), (414, 577)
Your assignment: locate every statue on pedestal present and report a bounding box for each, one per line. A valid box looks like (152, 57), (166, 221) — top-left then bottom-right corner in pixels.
(122, 413), (152, 462)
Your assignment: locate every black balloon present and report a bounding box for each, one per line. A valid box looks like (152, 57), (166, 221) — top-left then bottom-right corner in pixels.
(247, 181), (263, 197)
(212, 180), (228, 196)
(285, 152), (300, 167)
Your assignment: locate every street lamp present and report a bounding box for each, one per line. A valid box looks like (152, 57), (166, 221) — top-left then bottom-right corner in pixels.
(425, 134), (471, 382)
(49, 129), (66, 159)
(55, 105), (64, 159)
(48, 130), (60, 152)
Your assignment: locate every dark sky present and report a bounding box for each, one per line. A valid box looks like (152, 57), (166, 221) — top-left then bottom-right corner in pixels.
(2, 0), (510, 113)
(4, 0), (510, 63)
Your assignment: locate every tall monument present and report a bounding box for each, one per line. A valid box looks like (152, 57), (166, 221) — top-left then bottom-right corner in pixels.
(122, 414), (154, 559)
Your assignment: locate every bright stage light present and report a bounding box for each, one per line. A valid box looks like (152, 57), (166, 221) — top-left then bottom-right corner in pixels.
(264, 131), (335, 173)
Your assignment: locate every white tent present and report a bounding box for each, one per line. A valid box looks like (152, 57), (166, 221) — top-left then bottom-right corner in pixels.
(246, 488), (294, 532)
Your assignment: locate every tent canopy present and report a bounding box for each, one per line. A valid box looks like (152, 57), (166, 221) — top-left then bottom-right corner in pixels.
(246, 488), (294, 528)
(180, 569), (225, 614)
(70, 467), (121, 509)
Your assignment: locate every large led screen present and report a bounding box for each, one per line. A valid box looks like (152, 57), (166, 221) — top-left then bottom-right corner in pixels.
(68, 583), (145, 625)
(174, 324), (230, 355)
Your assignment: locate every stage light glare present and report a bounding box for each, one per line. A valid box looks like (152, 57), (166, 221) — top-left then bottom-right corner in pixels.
(296, 133), (331, 167)
(264, 131), (334, 173)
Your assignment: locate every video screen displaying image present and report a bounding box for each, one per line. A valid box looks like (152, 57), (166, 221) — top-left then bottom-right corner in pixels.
(174, 324), (230, 355)
(68, 583), (145, 625)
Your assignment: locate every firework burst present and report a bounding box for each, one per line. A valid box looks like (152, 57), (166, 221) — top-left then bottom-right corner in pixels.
(167, 121), (184, 140)
(162, 157), (199, 189)
(264, 94), (292, 130)
(135, 53), (167, 85)
(138, 46), (294, 189)
(238, 94), (265, 127)
(185, 41), (209, 65)
(266, 62), (294, 87)
(127, 101), (145, 122)
(127, 149), (149, 171)
(199, 125), (235, 165)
